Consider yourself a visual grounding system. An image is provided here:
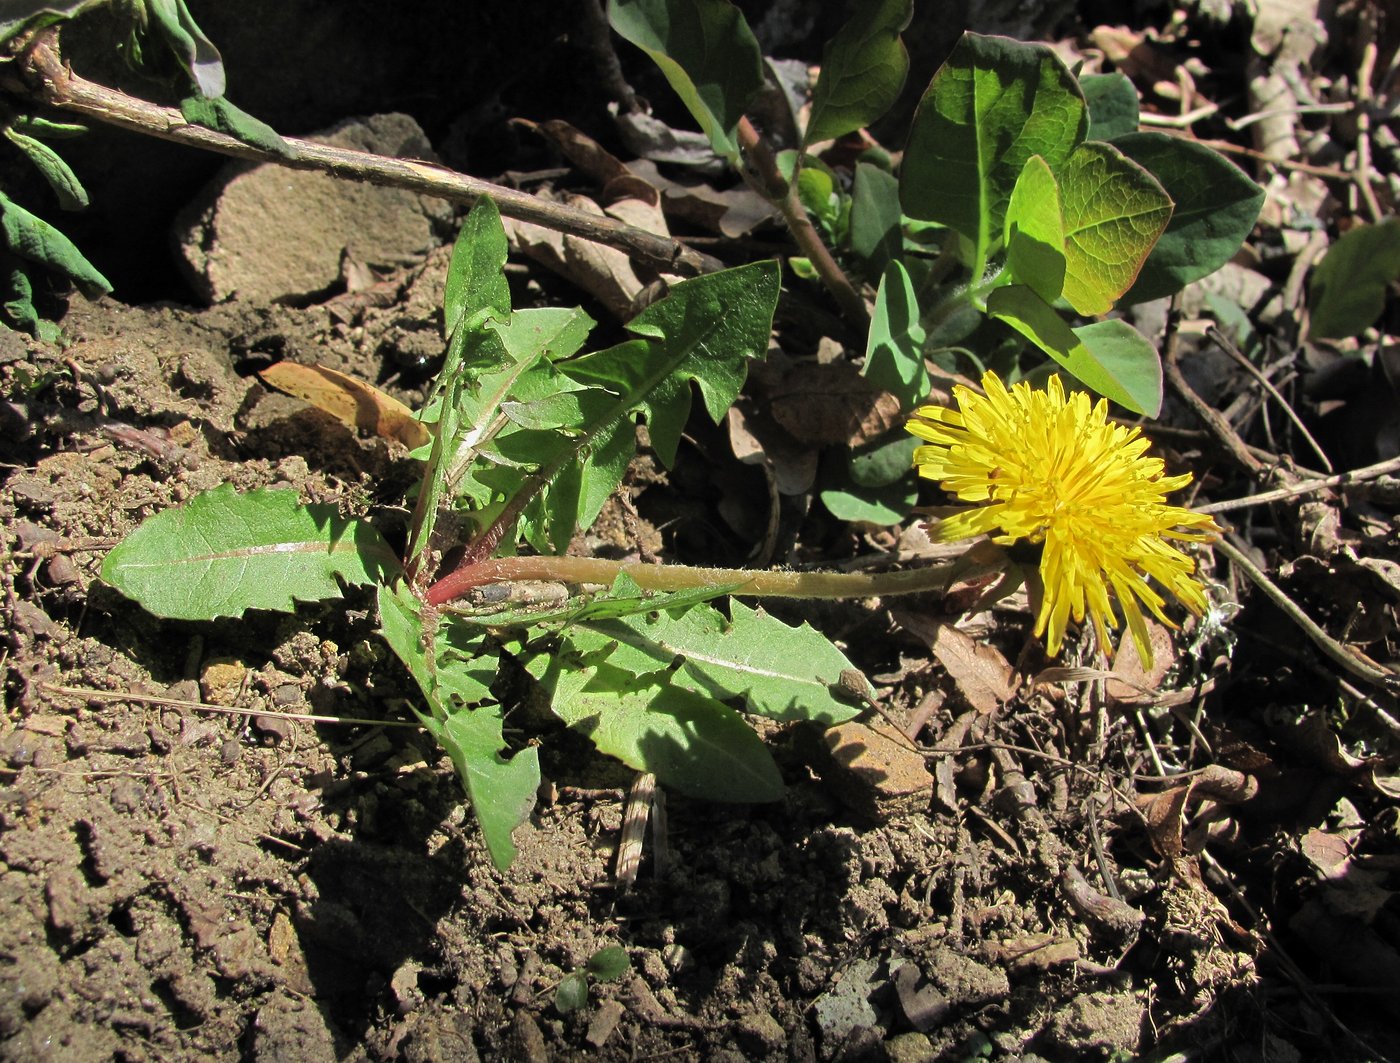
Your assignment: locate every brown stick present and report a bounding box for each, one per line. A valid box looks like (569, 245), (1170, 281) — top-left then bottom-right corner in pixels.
(8, 33), (721, 278)
(735, 117), (870, 329)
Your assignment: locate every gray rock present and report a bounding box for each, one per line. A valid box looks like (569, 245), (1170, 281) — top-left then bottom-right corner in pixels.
(176, 113), (451, 304)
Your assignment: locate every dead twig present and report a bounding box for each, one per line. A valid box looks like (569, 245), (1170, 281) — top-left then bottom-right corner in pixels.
(1216, 535), (1400, 694)
(1198, 454), (1400, 515)
(1207, 327), (1332, 473)
(41, 682), (423, 729)
(734, 117), (870, 330)
(1161, 299), (1267, 478)
(8, 33), (720, 278)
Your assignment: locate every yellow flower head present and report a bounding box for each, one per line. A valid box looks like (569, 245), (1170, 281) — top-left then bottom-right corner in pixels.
(907, 371), (1220, 667)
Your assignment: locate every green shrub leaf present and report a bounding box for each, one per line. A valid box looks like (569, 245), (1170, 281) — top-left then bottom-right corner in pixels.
(864, 260), (928, 408)
(901, 32), (1086, 268)
(179, 95), (291, 157)
(1003, 154), (1066, 304)
(1113, 132), (1264, 304)
(805, 0), (912, 146)
(607, 0), (765, 160)
(1081, 72), (1139, 141)
(148, 0), (225, 97)
(0, 1), (102, 45)
(102, 485), (400, 620)
(0, 190), (110, 297)
(987, 285), (1161, 414)
(1308, 218), (1400, 340)
(1058, 141), (1172, 315)
(3, 129), (88, 210)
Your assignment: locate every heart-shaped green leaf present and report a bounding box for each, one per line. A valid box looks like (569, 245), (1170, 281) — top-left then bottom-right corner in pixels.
(1059, 141), (1172, 315)
(1113, 132), (1264, 304)
(1308, 218), (1400, 340)
(901, 32), (1086, 268)
(805, 0), (912, 146)
(1081, 73), (1139, 141)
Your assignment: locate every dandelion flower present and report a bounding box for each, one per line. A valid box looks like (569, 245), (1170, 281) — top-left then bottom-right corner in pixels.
(907, 371), (1220, 666)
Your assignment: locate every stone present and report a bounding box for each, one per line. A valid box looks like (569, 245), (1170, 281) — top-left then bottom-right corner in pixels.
(176, 113), (451, 304)
(809, 720), (933, 822)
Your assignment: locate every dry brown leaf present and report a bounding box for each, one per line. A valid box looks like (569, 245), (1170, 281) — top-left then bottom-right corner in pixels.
(504, 191), (653, 319)
(258, 362), (430, 449)
(766, 362), (902, 447)
(895, 613), (1016, 714)
(1141, 783), (1192, 859)
(1105, 619), (1175, 700)
(725, 401), (818, 496)
(626, 159), (779, 238)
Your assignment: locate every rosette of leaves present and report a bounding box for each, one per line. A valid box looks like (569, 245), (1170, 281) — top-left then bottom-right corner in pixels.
(103, 198), (867, 871)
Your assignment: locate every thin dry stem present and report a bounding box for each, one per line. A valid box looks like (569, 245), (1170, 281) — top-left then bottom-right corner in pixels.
(8, 33), (720, 278)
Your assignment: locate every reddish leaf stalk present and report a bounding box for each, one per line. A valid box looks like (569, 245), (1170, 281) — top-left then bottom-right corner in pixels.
(735, 117), (870, 328)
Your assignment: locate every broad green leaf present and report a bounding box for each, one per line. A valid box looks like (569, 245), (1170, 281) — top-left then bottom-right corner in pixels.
(0, 0), (102, 45)
(819, 477), (918, 524)
(148, 0), (225, 97)
(494, 306), (595, 362)
(0, 191), (110, 297)
(1308, 218), (1400, 340)
(178, 95), (290, 157)
(560, 598), (862, 724)
(987, 285), (1160, 414)
(1003, 155), (1065, 304)
(533, 656), (784, 802)
(554, 972), (589, 1014)
(864, 261), (928, 408)
(849, 161), (902, 279)
(805, 0), (913, 146)
(3, 129), (88, 210)
(587, 945), (631, 981)
(377, 585), (538, 871)
(607, 0), (765, 160)
(901, 32), (1086, 268)
(102, 484), (400, 620)
(1070, 319), (1163, 417)
(1081, 73), (1139, 140)
(849, 432), (920, 488)
(1058, 141), (1172, 315)
(1113, 132), (1264, 304)
(444, 196), (511, 338)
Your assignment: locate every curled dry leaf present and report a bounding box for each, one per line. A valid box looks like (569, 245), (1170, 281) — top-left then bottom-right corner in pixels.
(725, 400), (819, 496)
(504, 191), (656, 319)
(766, 362), (903, 447)
(893, 612), (1016, 715)
(258, 361), (430, 449)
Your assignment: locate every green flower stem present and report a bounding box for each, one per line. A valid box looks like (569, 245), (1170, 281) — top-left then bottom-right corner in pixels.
(734, 117), (869, 329)
(425, 555), (959, 608)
